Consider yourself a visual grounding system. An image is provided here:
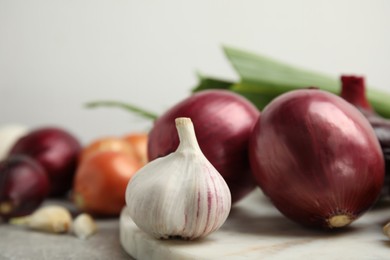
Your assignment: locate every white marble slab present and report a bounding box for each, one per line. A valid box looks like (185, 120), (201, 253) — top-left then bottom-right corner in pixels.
(120, 188), (390, 260)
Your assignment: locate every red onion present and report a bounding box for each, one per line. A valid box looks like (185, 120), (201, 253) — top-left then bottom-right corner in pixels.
(148, 90), (260, 203)
(0, 155), (50, 220)
(9, 127), (81, 197)
(340, 75), (390, 197)
(249, 89), (384, 229)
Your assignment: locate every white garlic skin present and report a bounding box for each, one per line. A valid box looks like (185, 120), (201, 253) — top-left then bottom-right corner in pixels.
(125, 117), (231, 240)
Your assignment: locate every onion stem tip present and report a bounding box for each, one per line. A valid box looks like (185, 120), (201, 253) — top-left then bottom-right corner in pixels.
(328, 215), (353, 228)
(0, 202), (12, 214)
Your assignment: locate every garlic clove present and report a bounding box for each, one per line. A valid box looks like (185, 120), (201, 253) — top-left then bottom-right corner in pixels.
(383, 222), (390, 238)
(125, 117), (231, 240)
(72, 213), (98, 239)
(10, 205), (72, 233)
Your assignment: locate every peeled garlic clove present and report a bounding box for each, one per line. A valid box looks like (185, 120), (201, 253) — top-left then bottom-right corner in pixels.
(10, 205), (72, 233)
(73, 213), (98, 239)
(125, 117), (231, 240)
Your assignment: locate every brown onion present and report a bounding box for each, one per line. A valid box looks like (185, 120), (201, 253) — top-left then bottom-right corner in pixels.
(249, 89), (384, 229)
(147, 90), (260, 203)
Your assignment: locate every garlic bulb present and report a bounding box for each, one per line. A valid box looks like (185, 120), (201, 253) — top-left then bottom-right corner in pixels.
(125, 117), (231, 240)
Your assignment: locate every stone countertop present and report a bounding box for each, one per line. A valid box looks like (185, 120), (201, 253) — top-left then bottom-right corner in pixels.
(0, 200), (133, 260)
(120, 188), (390, 260)
(3, 189), (390, 260)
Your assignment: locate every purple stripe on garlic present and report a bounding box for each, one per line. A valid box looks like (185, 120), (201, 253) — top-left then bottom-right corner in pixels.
(125, 117), (232, 240)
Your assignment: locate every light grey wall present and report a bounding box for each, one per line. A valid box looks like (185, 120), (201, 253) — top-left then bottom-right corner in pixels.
(1, 0), (389, 144)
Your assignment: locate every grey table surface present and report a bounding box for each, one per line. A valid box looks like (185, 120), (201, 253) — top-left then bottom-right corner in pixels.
(0, 200), (134, 260)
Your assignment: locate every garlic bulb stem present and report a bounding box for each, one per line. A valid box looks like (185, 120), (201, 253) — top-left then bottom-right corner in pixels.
(175, 117), (202, 153)
(125, 117), (231, 240)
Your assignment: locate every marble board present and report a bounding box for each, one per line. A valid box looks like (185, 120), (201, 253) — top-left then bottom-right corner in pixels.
(120, 188), (390, 259)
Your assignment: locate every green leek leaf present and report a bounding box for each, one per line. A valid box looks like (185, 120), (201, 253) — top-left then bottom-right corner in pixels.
(221, 46), (390, 118)
(192, 73), (234, 92)
(223, 46), (339, 91)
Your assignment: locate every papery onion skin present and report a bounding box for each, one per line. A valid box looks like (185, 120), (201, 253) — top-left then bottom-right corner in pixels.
(249, 89), (384, 229)
(147, 90), (260, 204)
